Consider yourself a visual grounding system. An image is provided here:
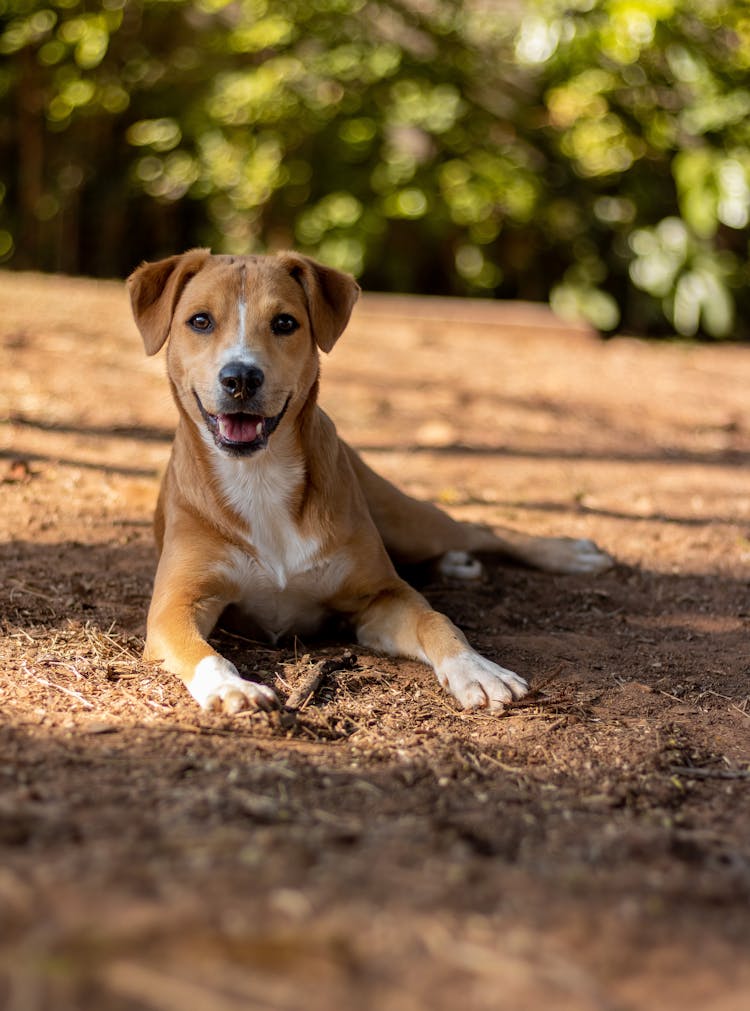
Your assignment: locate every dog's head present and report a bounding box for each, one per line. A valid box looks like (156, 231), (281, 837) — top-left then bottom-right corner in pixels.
(127, 250), (359, 457)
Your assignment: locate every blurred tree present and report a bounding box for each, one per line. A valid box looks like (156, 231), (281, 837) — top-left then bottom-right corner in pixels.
(0, 0), (749, 337)
(530, 0), (750, 338)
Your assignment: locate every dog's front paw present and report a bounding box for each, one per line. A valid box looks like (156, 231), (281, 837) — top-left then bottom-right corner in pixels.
(436, 650), (528, 713)
(189, 655), (279, 714)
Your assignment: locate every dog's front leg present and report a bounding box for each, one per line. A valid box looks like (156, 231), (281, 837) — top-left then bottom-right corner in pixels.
(355, 584), (528, 712)
(145, 553), (278, 715)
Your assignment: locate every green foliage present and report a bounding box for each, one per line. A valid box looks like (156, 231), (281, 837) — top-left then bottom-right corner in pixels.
(1, 0), (749, 337)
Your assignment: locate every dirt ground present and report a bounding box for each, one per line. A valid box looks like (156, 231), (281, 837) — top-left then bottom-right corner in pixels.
(1, 269), (749, 1011)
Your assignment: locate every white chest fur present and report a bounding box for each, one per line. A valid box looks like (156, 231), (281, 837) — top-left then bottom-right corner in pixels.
(213, 450), (318, 589)
(211, 451), (345, 641)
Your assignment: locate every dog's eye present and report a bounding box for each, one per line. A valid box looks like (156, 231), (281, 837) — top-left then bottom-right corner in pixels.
(271, 313), (299, 336)
(188, 313), (214, 333)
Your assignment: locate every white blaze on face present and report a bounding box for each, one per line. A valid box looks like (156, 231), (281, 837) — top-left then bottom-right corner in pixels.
(221, 294), (249, 365)
(220, 271), (259, 370)
(237, 293), (247, 347)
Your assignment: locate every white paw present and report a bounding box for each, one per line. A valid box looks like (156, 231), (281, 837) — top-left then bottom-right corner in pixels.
(438, 550), (484, 581)
(532, 537), (613, 575)
(189, 655), (279, 714)
(436, 650), (529, 713)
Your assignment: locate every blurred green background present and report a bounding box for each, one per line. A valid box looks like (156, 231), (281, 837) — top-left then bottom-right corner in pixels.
(1, 0), (749, 337)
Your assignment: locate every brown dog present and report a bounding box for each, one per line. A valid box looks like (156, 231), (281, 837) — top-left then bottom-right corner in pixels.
(128, 250), (611, 715)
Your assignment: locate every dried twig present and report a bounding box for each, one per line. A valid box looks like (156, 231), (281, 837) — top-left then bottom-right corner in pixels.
(284, 652), (358, 710)
(8, 579), (56, 603)
(29, 674), (94, 709)
(669, 766), (750, 781)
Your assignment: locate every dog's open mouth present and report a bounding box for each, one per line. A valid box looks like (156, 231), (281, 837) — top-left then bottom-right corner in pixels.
(194, 393), (290, 456)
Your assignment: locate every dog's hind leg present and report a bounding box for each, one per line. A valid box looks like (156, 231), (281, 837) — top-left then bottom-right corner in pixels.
(345, 445), (613, 576)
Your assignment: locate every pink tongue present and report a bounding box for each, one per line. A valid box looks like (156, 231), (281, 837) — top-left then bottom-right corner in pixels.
(218, 414), (262, 443)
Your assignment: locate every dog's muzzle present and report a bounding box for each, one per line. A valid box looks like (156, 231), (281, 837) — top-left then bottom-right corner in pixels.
(193, 390), (291, 457)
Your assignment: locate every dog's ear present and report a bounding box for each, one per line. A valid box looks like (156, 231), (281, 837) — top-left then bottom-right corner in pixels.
(127, 249), (211, 355)
(277, 253), (360, 353)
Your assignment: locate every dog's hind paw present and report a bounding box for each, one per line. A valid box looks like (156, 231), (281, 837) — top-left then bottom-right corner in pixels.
(438, 550), (484, 581)
(525, 537), (613, 575)
(189, 655), (278, 714)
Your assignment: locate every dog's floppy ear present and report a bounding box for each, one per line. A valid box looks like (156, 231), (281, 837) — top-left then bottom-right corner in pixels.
(127, 248), (211, 355)
(277, 252), (360, 353)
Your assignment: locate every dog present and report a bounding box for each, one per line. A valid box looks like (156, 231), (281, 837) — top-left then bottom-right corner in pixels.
(127, 250), (611, 715)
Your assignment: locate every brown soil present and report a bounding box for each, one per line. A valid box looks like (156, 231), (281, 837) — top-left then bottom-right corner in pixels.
(1, 271), (749, 1011)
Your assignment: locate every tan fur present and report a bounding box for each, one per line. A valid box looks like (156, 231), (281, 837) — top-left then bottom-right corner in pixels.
(127, 251), (611, 715)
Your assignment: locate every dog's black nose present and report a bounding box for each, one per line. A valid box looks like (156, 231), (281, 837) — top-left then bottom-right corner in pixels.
(219, 362), (265, 399)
